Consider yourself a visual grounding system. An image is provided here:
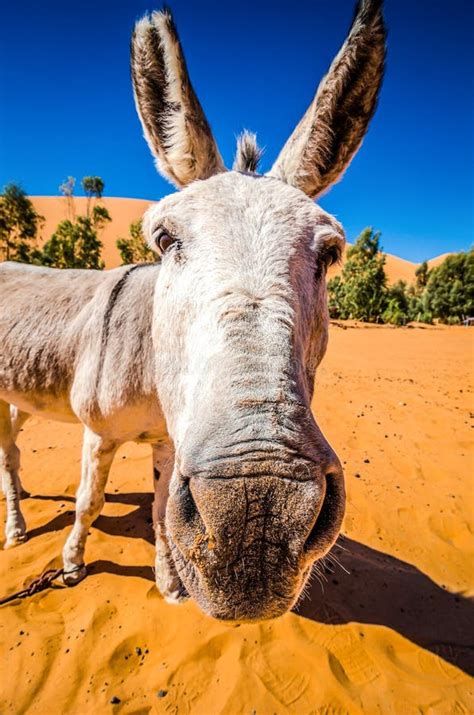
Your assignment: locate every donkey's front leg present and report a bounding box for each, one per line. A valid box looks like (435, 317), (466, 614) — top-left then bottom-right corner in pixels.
(10, 406), (31, 499)
(1, 400), (29, 547)
(63, 427), (118, 585)
(152, 443), (186, 603)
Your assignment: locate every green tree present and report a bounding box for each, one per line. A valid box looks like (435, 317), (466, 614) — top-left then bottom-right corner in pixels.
(0, 183), (44, 263)
(81, 176), (105, 217)
(59, 176), (76, 220)
(41, 176), (111, 269)
(328, 228), (387, 322)
(42, 204), (110, 269)
(116, 220), (155, 264)
(401, 282), (433, 324)
(328, 230), (471, 327)
(423, 250), (474, 323)
(414, 260), (430, 293)
(382, 280), (409, 325)
(327, 275), (345, 319)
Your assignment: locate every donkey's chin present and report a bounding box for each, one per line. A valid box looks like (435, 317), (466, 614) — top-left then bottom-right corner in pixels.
(169, 542), (306, 622)
(170, 541), (337, 623)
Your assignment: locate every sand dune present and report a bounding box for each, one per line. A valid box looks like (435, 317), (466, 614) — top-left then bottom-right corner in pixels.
(31, 196), (151, 268)
(427, 252), (454, 269)
(30, 196), (449, 284)
(329, 247), (452, 285)
(328, 248), (419, 285)
(1, 324), (472, 713)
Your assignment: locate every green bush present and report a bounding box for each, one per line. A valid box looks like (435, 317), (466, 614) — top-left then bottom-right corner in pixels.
(116, 220), (156, 264)
(328, 228), (472, 326)
(40, 177), (110, 269)
(423, 251), (474, 323)
(382, 301), (407, 326)
(0, 183), (44, 263)
(41, 211), (109, 270)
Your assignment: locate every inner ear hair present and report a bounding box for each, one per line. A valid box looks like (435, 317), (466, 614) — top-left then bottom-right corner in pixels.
(131, 8), (225, 188)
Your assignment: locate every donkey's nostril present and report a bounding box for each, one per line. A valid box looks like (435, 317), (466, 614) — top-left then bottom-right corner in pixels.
(303, 469), (345, 557)
(178, 477), (198, 523)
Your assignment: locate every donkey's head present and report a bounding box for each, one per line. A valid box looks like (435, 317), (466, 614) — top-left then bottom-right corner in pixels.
(132, 0), (385, 621)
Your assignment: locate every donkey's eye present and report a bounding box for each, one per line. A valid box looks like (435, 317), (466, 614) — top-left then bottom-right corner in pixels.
(155, 231), (176, 254)
(323, 245), (340, 268)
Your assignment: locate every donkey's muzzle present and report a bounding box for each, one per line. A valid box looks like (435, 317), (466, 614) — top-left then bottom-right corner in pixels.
(166, 462), (345, 621)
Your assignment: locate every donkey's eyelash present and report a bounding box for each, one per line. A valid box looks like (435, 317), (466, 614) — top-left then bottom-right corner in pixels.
(315, 244), (341, 270)
(322, 244), (342, 267)
(314, 244), (342, 281)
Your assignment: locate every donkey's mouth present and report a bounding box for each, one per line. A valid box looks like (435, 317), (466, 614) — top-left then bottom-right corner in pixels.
(303, 470), (345, 559)
(165, 459), (345, 621)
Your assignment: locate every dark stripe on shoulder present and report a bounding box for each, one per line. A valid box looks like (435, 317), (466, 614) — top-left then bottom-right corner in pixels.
(96, 265), (144, 390)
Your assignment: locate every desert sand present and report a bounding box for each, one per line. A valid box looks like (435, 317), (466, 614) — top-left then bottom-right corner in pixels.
(1, 322), (472, 714)
(30, 196), (449, 284)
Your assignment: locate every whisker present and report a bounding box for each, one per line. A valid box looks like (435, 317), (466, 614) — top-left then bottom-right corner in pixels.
(329, 553), (351, 575)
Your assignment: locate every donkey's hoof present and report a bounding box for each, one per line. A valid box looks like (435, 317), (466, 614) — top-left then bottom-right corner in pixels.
(164, 590), (189, 605)
(156, 577), (189, 604)
(4, 532), (28, 549)
(63, 564), (87, 586)
(160, 580), (189, 605)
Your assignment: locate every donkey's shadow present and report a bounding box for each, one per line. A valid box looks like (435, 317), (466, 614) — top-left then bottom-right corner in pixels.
(24, 495), (474, 676)
(296, 536), (474, 676)
(26, 491), (154, 544)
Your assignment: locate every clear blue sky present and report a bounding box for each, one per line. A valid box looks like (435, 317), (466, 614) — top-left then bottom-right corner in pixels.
(1, 0), (472, 261)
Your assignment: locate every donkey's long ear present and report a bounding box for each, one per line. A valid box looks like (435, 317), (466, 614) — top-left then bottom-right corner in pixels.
(131, 9), (225, 188)
(268, 0), (386, 199)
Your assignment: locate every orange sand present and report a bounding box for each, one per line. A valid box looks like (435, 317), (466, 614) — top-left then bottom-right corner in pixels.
(31, 196), (450, 284)
(1, 323), (473, 713)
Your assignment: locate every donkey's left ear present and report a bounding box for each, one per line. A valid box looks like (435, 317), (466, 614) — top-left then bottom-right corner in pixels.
(268, 0), (386, 199)
(131, 9), (225, 188)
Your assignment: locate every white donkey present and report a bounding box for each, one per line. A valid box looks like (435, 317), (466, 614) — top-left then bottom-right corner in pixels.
(0, 0), (385, 621)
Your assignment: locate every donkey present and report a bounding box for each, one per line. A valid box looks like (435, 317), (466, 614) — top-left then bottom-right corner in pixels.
(0, 0), (385, 621)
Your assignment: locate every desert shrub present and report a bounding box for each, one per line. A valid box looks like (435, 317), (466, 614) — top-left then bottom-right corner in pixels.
(327, 275), (346, 319)
(40, 177), (110, 269)
(382, 301), (407, 326)
(423, 250), (474, 322)
(81, 176), (105, 218)
(116, 220), (155, 264)
(328, 232), (472, 326)
(414, 260), (430, 293)
(384, 280), (409, 323)
(0, 183), (44, 263)
(42, 204), (110, 269)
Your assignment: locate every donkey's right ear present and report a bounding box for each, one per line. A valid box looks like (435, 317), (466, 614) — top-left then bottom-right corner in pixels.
(131, 9), (225, 189)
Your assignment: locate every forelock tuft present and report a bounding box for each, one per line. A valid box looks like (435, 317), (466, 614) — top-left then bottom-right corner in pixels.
(233, 131), (263, 173)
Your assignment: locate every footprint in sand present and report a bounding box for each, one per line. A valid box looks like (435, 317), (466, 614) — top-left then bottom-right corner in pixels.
(326, 631), (381, 688)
